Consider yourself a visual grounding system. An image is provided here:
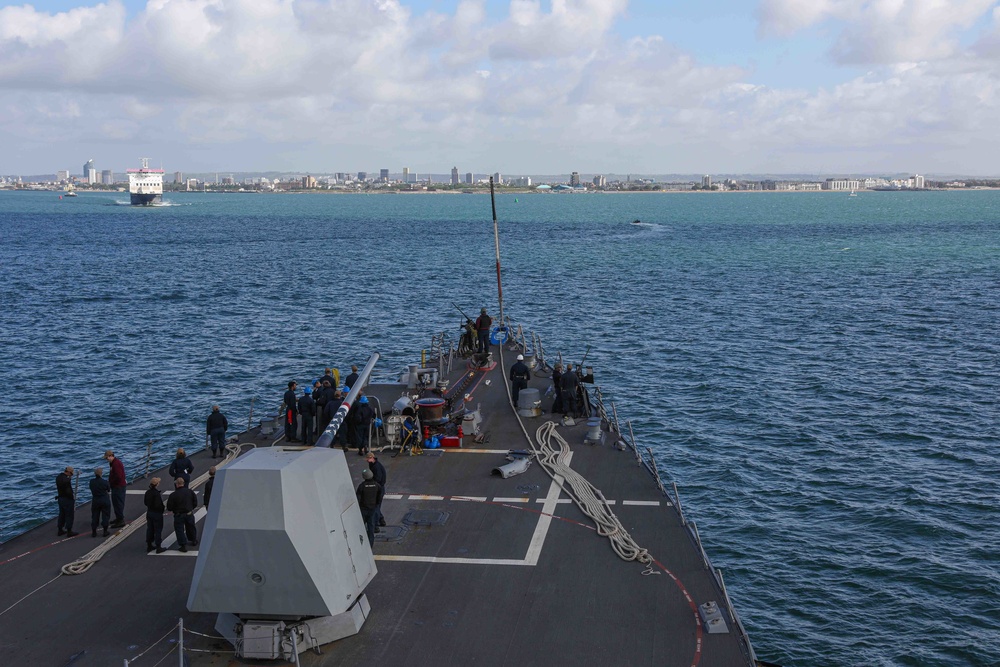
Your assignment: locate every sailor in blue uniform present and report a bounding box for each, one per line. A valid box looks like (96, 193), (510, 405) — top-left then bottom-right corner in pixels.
(206, 405), (228, 458)
(283, 381), (299, 442)
(475, 308), (492, 352)
(298, 386), (316, 446)
(356, 469), (384, 547)
(509, 354), (531, 406)
(89, 467), (111, 538)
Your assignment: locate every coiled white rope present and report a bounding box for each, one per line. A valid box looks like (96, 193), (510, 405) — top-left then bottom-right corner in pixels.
(61, 440), (248, 576)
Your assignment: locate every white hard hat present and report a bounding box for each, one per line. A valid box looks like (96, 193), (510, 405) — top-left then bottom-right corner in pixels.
(516, 354), (524, 361)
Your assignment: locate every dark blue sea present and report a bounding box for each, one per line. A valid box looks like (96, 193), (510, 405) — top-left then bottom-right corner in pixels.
(1, 189), (998, 666)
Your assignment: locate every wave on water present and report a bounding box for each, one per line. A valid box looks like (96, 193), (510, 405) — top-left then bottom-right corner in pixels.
(109, 200), (189, 207)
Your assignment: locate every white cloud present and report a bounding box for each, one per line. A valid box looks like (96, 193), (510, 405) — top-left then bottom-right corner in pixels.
(757, 0), (996, 65)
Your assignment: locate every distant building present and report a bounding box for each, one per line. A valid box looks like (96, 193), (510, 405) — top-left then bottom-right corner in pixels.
(702, 175), (712, 188)
(56, 170), (69, 182)
(101, 170), (113, 185)
(174, 171), (183, 184)
(380, 168), (389, 182)
(570, 171), (581, 187)
(493, 172), (502, 185)
(357, 172), (367, 181)
(221, 176), (235, 186)
(302, 175), (316, 189)
(451, 167), (459, 185)
(465, 172), (473, 185)
(822, 178), (860, 191)
(593, 175), (606, 187)
(186, 179), (199, 191)
(511, 176), (532, 187)
(83, 159), (94, 182)
(402, 167), (410, 183)
(914, 174), (925, 189)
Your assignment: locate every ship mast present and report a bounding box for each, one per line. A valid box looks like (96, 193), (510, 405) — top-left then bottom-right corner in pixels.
(489, 176), (504, 327)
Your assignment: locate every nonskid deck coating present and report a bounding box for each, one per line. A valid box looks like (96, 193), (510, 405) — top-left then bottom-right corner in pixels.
(0, 347), (753, 666)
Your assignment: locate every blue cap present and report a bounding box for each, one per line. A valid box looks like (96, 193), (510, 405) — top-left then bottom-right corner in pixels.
(359, 396), (368, 404)
(303, 386), (312, 394)
(343, 386), (351, 393)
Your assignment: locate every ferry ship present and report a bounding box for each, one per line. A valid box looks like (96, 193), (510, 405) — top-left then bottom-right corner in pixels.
(127, 158), (164, 206)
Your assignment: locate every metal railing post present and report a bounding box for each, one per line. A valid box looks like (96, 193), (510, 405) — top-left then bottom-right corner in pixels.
(178, 617), (184, 667)
(247, 397), (255, 433)
(691, 521), (709, 569)
(672, 481), (686, 525)
(611, 402), (622, 435)
(143, 439), (153, 479)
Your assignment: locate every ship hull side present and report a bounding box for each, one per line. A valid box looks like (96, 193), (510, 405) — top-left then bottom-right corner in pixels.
(130, 192), (162, 206)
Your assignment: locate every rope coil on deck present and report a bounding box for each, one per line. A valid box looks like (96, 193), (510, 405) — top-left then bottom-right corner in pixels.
(61, 441), (249, 576)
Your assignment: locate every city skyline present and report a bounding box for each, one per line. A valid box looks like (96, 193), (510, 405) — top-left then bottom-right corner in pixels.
(3, 1), (1000, 175)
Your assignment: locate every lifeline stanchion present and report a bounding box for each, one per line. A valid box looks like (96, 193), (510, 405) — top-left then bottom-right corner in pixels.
(178, 617), (183, 667)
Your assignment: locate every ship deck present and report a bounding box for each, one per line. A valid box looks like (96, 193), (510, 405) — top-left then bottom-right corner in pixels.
(0, 344), (754, 666)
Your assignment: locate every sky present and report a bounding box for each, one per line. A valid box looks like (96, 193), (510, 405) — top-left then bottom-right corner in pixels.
(2, 0), (1000, 176)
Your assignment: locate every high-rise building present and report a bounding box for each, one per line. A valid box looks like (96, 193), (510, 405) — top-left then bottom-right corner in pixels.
(380, 169), (389, 182)
(451, 167), (459, 185)
(570, 171), (581, 187)
(357, 172), (367, 181)
(88, 168), (97, 185)
(702, 175), (712, 188)
(82, 159), (94, 180)
(174, 171), (184, 184)
(493, 172), (502, 185)
(302, 175), (316, 189)
(101, 170), (113, 185)
(465, 172), (473, 185)
(56, 170), (69, 182)
(593, 175), (606, 187)
(914, 174), (925, 189)
(402, 167), (410, 183)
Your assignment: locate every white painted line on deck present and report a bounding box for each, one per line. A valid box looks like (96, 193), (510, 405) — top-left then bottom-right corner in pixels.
(155, 550), (198, 557)
(127, 489), (173, 495)
(621, 500), (661, 506)
(492, 497), (529, 503)
(439, 449), (511, 454)
(408, 495), (445, 501)
(452, 496), (488, 502)
(154, 507), (208, 552)
(384, 494), (404, 500)
(375, 555), (529, 566)
(523, 451), (572, 567)
(534, 499), (572, 504)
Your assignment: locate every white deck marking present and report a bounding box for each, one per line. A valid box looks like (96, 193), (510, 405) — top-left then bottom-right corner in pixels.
(438, 449), (512, 454)
(127, 490), (173, 495)
(153, 507), (208, 552)
(492, 497), (529, 503)
(384, 494), (404, 500)
(408, 495), (445, 501)
(534, 498), (572, 504)
(452, 496), (488, 502)
(523, 451), (572, 566)
(621, 500), (661, 506)
(375, 555), (528, 566)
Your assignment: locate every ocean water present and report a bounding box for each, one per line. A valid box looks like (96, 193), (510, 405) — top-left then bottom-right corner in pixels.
(1, 189), (998, 666)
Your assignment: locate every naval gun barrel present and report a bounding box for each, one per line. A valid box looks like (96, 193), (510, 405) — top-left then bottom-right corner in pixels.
(316, 352), (380, 449)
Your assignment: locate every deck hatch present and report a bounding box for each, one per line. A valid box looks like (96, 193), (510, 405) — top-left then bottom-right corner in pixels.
(402, 510), (450, 526)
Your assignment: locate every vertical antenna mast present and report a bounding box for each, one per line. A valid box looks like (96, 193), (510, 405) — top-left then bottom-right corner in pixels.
(490, 176), (504, 326)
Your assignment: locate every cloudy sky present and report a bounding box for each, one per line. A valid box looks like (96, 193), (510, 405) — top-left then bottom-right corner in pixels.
(2, 0), (1000, 176)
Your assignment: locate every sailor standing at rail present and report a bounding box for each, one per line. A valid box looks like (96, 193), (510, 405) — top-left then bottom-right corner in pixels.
(206, 405), (228, 458)
(56, 466), (78, 537)
(367, 452), (387, 530)
(89, 467), (111, 537)
(104, 450), (127, 528)
(560, 363), (580, 418)
(510, 354), (531, 406)
(345, 365), (360, 391)
(353, 396), (375, 455)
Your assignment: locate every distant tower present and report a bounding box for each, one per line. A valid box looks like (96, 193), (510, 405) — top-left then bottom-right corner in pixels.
(914, 174), (925, 188)
(570, 171), (581, 187)
(465, 172), (473, 184)
(493, 172), (502, 185)
(101, 169), (113, 185)
(357, 172), (367, 181)
(380, 168), (389, 182)
(402, 167), (410, 183)
(83, 159), (94, 181)
(702, 175), (712, 188)
(451, 167), (459, 185)
(174, 171), (184, 184)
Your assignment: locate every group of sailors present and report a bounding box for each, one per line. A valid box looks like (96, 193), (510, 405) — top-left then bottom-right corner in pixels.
(282, 365), (378, 455)
(54, 447), (217, 554)
(509, 355), (587, 418)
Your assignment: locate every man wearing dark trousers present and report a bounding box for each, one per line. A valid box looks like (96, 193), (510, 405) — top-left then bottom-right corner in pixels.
(104, 450), (126, 528)
(166, 477), (198, 552)
(206, 405), (228, 458)
(510, 354), (531, 407)
(345, 365), (360, 391)
(475, 308), (492, 353)
(356, 469), (384, 547)
(89, 467), (111, 537)
(56, 466), (78, 537)
(367, 452), (387, 530)
(144, 477), (166, 553)
(298, 386), (316, 446)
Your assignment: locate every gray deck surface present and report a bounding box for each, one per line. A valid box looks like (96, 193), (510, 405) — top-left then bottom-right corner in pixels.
(0, 346), (754, 667)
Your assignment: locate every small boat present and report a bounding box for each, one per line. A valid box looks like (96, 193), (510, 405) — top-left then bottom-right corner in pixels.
(849, 190), (857, 197)
(64, 190), (78, 197)
(631, 219), (641, 224)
